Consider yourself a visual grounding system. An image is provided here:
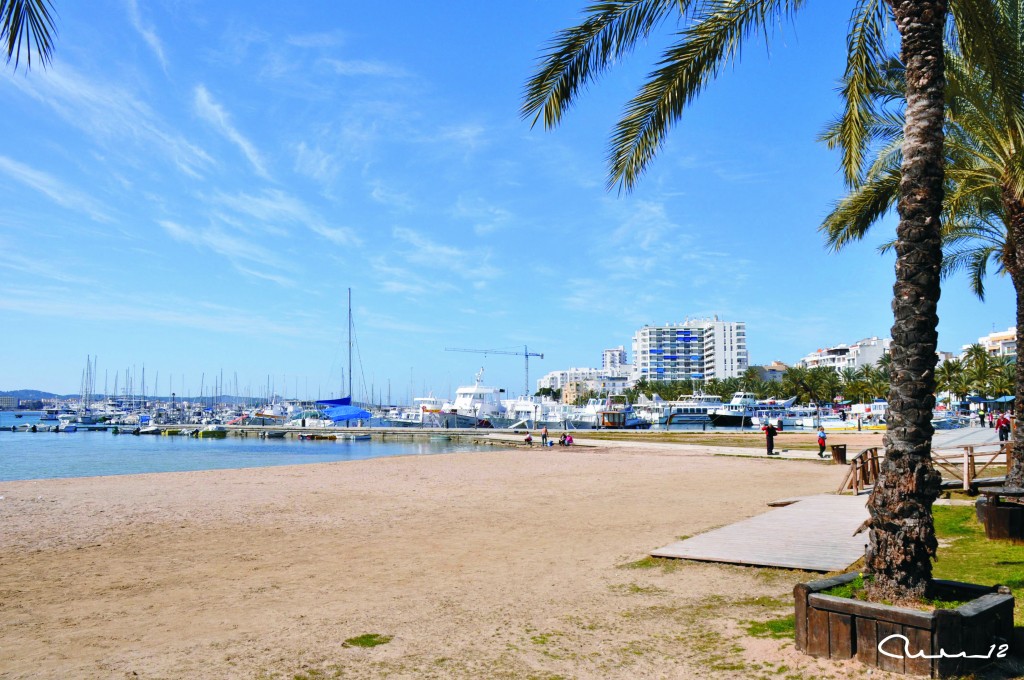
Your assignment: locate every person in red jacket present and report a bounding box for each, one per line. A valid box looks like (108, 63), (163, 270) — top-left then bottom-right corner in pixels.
(996, 413), (1011, 441)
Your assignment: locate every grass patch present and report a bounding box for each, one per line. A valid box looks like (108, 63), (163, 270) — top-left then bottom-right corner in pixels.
(608, 582), (668, 596)
(745, 614), (796, 639)
(931, 505), (1024, 625)
(342, 633), (392, 648)
(617, 556), (685, 573)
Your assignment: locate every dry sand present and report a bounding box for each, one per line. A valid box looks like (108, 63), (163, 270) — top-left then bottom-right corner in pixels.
(1, 444), (880, 679)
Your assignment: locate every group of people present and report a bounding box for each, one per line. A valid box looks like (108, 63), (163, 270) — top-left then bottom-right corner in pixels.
(760, 423), (831, 458)
(525, 427), (573, 447)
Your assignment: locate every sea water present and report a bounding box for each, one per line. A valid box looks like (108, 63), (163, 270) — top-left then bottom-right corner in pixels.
(0, 412), (495, 481)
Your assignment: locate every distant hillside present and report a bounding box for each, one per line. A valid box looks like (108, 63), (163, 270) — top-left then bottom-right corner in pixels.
(0, 390), (64, 400)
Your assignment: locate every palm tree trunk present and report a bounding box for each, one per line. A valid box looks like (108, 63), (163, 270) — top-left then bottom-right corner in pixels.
(1004, 189), (1024, 487)
(864, 0), (946, 603)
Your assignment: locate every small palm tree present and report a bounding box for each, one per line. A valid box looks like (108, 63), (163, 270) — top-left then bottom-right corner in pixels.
(936, 358), (965, 407)
(1, 0), (57, 70)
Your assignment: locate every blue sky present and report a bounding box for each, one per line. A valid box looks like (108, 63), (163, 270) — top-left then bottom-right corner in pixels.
(0, 1), (1013, 401)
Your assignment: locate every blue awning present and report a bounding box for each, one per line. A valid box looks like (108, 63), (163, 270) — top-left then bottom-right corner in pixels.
(324, 405), (370, 422)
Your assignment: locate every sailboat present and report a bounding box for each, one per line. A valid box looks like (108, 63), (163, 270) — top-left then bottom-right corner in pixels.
(315, 288), (371, 427)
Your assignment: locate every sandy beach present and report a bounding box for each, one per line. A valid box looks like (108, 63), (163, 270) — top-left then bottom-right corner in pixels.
(1, 443), (877, 678)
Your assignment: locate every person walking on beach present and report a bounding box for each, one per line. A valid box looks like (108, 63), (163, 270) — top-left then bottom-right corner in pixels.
(817, 427), (828, 458)
(541, 426), (548, 446)
(762, 422), (779, 456)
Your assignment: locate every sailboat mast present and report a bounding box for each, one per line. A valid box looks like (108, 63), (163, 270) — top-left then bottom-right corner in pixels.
(348, 287), (352, 400)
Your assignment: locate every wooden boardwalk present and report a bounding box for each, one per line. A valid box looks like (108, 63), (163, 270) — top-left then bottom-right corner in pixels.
(651, 495), (869, 572)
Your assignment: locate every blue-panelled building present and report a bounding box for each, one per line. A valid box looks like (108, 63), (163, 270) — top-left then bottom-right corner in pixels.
(631, 316), (748, 383)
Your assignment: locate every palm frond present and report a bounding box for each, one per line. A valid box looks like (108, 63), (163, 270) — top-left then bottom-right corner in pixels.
(521, 0), (682, 129)
(607, 0), (806, 191)
(820, 166), (899, 250)
(833, 0), (892, 186)
(1, 0), (56, 70)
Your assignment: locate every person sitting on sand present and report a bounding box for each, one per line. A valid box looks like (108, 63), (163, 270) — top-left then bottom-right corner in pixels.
(565, 434), (573, 446)
(525, 433), (533, 446)
(558, 433), (567, 446)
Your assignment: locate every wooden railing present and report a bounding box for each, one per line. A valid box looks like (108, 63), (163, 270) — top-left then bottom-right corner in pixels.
(837, 447), (881, 494)
(837, 442), (1012, 494)
(931, 442), (1010, 491)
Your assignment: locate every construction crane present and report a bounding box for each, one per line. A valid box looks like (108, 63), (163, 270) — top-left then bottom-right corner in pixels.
(444, 345), (544, 397)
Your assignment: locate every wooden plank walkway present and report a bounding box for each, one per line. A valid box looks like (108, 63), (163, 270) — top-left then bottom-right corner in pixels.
(651, 495), (869, 572)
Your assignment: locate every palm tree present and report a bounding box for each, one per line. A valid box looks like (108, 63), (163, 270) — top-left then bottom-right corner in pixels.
(967, 351), (993, 396)
(524, 0), (959, 601)
(821, 0), (1024, 485)
(1, 0), (56, 70)
(936, 357), (965, 407)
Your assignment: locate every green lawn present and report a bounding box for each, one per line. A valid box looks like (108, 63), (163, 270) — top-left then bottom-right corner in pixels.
(932, 505), (1024, 625)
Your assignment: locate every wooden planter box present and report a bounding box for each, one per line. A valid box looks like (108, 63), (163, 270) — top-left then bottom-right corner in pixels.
(977, 496), (1024, 544)
(794, 572), (1014, 677)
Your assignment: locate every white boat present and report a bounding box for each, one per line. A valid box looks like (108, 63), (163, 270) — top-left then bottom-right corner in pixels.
(381, 396), (447, 427)
(284, 409), (335, 429)
(660, 394), (724, 428)
(751, 405), (820, 429)
(709, 393), (796, 427)
(438, 369), (508, 428)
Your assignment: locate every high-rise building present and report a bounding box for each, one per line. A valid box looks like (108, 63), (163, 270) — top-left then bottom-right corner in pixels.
(602, 346), (629, 376)
(631, 316), (748, 382)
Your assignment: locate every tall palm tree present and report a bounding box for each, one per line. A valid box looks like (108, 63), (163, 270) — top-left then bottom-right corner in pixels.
(821, 0), (1024, 485)
(1, 0), (56, 70)
(523, 0), (965, 601)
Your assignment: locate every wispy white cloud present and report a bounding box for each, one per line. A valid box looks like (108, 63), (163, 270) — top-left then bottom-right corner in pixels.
(158, 218), (295, 285)
(369, 181), (415, 211)
(452, 195), (511, 235)
(0, 241), (93, 285)
(125, 0), (168, 70)
(1, 66), (213, 179)
(369, 256), (459, 297)
(359, 309), (442, 334)
(293, 142), (337, 184)
(193, 84), (270, 179)
(210, 189), (360, 246)
(392, 226), (500, 287)
(0, 156), (113, 223)
(287, 32), (346, 49)
(321, 58), (407, 78)
(0, 285), (315, 339)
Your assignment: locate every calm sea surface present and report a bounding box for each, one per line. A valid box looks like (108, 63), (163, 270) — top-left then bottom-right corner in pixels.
(0, 412), (494, 482)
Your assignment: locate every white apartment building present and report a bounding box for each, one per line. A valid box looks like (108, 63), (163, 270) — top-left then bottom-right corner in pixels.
(961, 326), (1016, 358)
(537, 367), (601, 392)
(631, 316), (748, 382)
(602, 346), (629, 376)
(797, 337), (891, 372)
